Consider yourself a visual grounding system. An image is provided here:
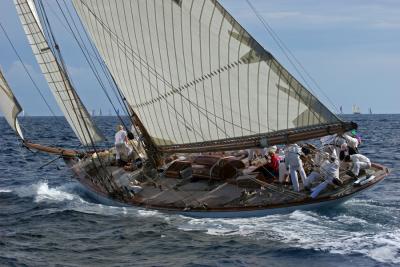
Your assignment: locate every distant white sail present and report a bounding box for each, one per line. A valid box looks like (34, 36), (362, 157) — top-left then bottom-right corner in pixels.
(73, 0), (340, 148)
(14, 0), (104, 146)
(0, 68), (24, 139)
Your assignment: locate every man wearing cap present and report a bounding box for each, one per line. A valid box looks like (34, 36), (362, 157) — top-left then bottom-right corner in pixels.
(305, 150), (341, 198)
(285, 143), (307, 192)
(261, 146), (280, 178)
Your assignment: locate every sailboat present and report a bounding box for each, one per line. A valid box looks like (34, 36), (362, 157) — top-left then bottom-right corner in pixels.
(1, 0), (388, 217)
(352, 105), (361, 114)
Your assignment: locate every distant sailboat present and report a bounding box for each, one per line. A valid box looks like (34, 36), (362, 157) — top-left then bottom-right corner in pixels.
(352, 105), (361, 114)
(369, 108), (373, 115)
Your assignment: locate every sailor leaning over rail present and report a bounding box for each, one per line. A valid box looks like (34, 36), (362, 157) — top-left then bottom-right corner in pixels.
(285, 144), (307, 192)
(305, 150), (341, 198)
(344, 154), (371, 177)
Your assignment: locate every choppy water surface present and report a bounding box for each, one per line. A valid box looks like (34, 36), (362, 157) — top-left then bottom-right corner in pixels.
(0, 115), (399, 267)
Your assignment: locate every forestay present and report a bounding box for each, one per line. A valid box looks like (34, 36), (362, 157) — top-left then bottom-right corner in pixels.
(73, 0), (341, 149)
(0, 68), (24, 139)
(14, 0), (104, 146)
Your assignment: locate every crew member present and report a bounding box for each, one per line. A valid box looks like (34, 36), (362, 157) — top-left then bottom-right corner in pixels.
(305, 150), (341, 198)
(262, 146), (279, 178)
(115, 125), (132, 166)
(344, 154), (371, 177)
(285, 144), (307, 192)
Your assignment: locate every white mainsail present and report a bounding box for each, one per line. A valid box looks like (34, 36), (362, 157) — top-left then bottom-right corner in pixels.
(73, 0), (341, 148)
(14, 0), (104, 146)
(0, 68), (24, 139)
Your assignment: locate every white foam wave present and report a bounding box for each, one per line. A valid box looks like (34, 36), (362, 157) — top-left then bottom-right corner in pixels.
(178, 210), (400, 264)
(13, 181), (75, 203)
(0, 189), (12, 193)
(9, 181), (165, 219)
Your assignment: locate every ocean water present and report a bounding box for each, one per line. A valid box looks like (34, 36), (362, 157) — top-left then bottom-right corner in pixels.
(0, 114), (399, 267)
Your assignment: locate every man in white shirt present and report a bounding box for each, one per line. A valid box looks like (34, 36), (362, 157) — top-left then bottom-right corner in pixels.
(344, 154), (371, 177)
(305, 150), (341, 198)
(285, 144), (307, 192)
(115, 125), (132, 164)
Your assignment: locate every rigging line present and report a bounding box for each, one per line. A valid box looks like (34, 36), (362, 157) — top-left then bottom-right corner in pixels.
(24, 0), (110, 186)
(112, 35), (249, 136)
(31, 0), (114, 191)
(54, 0), (129, 131)
(22, 0), (90, 143)
(48, 0), (129, 119)
(107, 36), (223, 139)
(73, 0), (137, 125)
(0, 21), (57, 118)
(245, 0), (340, 114)
(37, 0), (115, 188)
(78, 0), (225, 118)
(116, 42), (257, 135)
(77, 1), (255, 140)
(34, 0), (88, 144)
(36, 0), (93, 147)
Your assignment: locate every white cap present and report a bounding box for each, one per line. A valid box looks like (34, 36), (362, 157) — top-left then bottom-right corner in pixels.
(268, 145), (277, 153)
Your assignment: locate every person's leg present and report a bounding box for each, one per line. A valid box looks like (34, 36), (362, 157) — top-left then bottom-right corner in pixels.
(115, 146), (121, 160)
(359, 162), (370, 172)
(279, 163), (287, 183)
(310, 181), (329, 198)
(298, 165), (307, 186)
(305, 171), (320, 187)
(290, 167), (300, 192)
(352, 162), (361, 176)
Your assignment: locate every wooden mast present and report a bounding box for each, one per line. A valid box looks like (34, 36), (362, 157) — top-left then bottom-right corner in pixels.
(128, 106), (162, 167)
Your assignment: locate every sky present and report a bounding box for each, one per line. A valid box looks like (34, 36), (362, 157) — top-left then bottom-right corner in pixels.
(0, 0), (399, 116)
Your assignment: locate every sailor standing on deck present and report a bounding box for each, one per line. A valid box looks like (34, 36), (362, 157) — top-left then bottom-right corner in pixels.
(285, 144), (307, 192)
(115, 125), (132, 166)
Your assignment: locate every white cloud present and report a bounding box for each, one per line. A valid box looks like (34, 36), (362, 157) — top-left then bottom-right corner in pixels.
(223, 0), (400, 31)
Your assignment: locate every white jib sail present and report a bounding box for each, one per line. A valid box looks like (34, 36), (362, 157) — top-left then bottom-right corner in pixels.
(73, 0), (340, 147)
(14, 0), (104, 146)
(0, 68), (24, 139)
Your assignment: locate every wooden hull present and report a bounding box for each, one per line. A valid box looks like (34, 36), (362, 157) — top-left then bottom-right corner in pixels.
(65, 157), (388, 218)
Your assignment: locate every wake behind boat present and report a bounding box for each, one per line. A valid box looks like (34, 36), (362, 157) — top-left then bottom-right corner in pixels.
(1, 0), (388, 217)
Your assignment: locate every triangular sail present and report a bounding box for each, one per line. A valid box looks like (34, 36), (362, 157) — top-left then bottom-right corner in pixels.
(73, 0), (343, 150)
(0, 68), (24, 140)
(14, 0), (104, 146)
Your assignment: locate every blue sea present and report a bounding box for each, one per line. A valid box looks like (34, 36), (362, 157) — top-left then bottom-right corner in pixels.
(0, 114), (399, 267)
